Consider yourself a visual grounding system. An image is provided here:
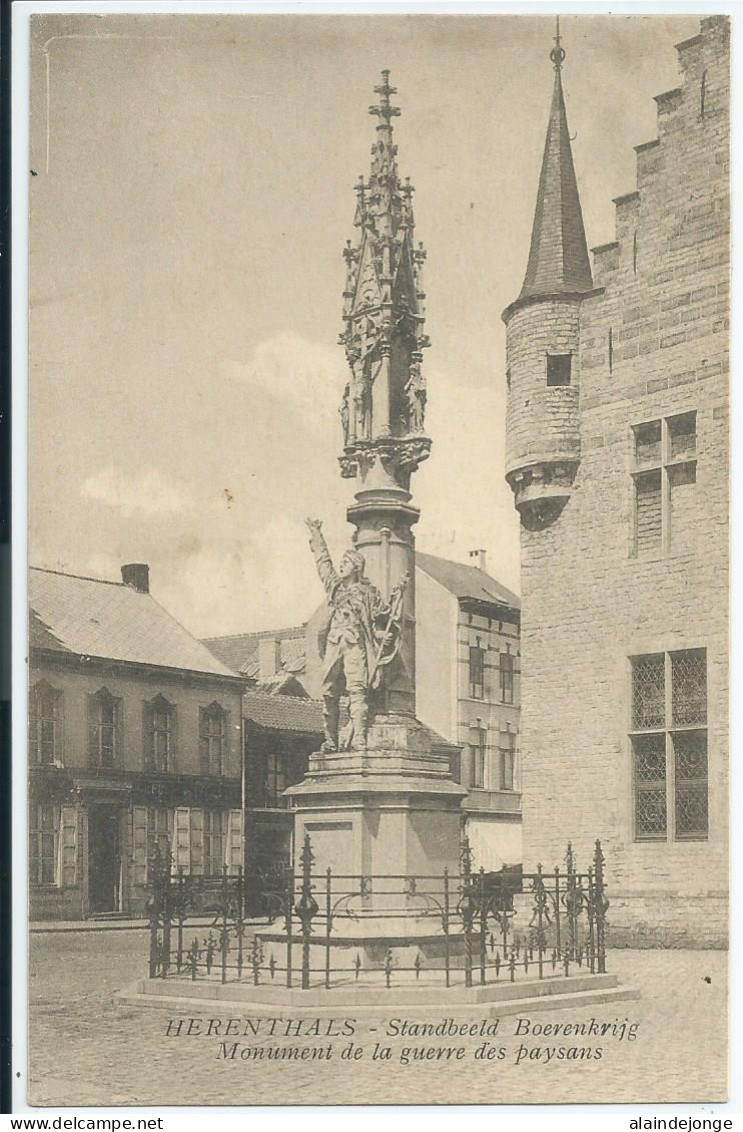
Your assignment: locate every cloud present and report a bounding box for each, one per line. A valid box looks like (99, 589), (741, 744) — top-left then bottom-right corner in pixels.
(223, 331), (347, 432)
(80, 465), (186, 517)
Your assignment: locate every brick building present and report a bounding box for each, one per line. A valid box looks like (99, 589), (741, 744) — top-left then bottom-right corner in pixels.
(29, 564), (246, 920)
(503, 18), (728, 945)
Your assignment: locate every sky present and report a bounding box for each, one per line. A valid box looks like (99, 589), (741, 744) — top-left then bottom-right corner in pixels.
(28, 11), (700, 638)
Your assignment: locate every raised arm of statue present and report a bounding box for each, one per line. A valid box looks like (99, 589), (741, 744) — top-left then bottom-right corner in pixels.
(305, 518), (340, 600)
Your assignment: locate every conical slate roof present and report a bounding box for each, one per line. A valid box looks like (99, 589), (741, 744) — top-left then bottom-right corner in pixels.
(519, 56), (593, 301)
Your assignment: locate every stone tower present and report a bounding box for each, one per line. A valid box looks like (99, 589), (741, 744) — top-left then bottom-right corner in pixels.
(503, 24), (594, 530)
(287, 73), (464, 894)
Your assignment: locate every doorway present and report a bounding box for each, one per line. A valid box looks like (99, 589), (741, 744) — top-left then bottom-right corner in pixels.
(88, 805), (121, 914)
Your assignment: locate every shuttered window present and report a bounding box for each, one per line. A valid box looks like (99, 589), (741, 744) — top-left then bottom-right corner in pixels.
(635, 471), (662, 555)
(632, 414), (698, 556)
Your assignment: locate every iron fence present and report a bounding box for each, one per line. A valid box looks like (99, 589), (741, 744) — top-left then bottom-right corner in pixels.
(146, 836), (609, 989)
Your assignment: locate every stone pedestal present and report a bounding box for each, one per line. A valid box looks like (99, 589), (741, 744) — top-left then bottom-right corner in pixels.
(284, 715), (466, 952)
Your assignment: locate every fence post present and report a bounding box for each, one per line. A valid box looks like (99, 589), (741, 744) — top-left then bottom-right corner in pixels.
(553, 865), (561, 966)
(285, 865), (294, 989)
(295, 834), (318, 991)
(443, 868), (450, 989)
(478, 868), (487, 986)
(175, 867), (185, 974)
(325, 868), (332, 991)
(593, 840), (607, 974)
(147, 845), (161, 979)
(160, 851), (171, 979)
(535, 864), (547, 979)
(460, 836), (474, 989)
(220, 864), (229, 984)
(236, 865), (245, 979)
(565, 842), (578, 961)
(587, 866), (596, 974)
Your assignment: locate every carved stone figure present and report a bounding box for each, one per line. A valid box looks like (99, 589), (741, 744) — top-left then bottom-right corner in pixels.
(404, 361), (426, 433)
(306, 518), (406, 751)
(339, 384), (350, 447)
(350, 351), (373, 440)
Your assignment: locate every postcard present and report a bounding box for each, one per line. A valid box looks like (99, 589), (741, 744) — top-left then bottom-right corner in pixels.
(19, 7), (731, 1111)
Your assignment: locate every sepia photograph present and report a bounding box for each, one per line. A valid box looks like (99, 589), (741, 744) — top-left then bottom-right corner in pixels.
(19, 5), (731, 1111)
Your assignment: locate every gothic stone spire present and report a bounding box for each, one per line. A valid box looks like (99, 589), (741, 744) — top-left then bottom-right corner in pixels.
(338, 72), (430, 488)
(519, 24), (593, 301)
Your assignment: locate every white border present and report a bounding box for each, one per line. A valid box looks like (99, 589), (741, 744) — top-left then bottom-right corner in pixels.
(10, 0), (742, 1124)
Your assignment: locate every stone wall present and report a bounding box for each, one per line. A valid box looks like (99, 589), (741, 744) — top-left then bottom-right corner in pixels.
(511, 17), (729, 947)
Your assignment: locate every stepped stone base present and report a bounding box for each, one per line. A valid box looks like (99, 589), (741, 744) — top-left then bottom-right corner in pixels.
(118, 971), (638, 1016)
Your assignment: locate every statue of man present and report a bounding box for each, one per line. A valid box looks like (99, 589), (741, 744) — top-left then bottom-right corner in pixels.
(339, 384), (350, 447)
(306, 518), (391, 751)
(404, 361), (426, 433)
(350, 354), (372, 441)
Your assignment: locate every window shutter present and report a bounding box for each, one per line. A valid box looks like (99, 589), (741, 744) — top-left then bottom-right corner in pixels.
(174, 807), (191, 872)
(227, 809), (243, 874)
(59, 805), (77, 888)
(636, 472), (662, 554)
(190, 808), (204, 876)
(132, 806), (148, 886)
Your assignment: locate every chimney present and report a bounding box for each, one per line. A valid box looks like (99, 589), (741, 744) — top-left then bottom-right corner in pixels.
(469, 549), (487, 574)
(258, 637), (282, 679)
(121, 563), (150, 594)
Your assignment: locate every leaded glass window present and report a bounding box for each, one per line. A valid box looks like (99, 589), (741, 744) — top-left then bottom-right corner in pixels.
(671, 649), (707, 726)
(673, 731), (708, 839)
(630, 649), (708, 842)
(631, 654), (665, 729)
(633, 733), (667, 840)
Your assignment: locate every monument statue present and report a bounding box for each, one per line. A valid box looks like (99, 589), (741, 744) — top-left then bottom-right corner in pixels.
(339, 383), (350, 447)
(305, 517), (407, 751)
(349, 348), (373, 441)
(404, 360), (426, 433)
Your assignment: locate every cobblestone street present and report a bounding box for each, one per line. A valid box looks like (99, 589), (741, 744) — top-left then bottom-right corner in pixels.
(26, 929), (727, 1107)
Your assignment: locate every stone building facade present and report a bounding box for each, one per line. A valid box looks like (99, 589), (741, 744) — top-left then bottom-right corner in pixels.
(29, 565), (246, 920)
(504, 17), (729, 945)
